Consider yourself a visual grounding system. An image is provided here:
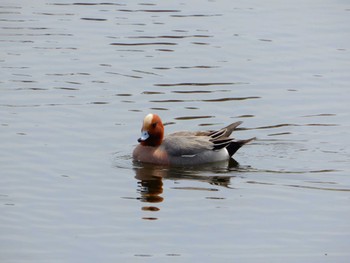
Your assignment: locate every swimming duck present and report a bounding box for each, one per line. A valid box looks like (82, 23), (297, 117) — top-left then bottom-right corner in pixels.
(133, 113), (254, 165)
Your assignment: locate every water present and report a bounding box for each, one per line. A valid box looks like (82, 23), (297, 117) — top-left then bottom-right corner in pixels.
(1, 0), (350, 262)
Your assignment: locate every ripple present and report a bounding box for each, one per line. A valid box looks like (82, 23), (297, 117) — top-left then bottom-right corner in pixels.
(149, 107), (168, 111)
(33, 46), (77, 50)
(258, 38), (273, 42)
(115, 93), (132, 96)
(50, 2), (124, 6)
(54, 86), (79, 90)
(248, 123), (338, 130)
(149, 96), (260, 103)
(156, 49), (174, 52)
(142, 91), (165, 95)
(128, 35), (186, 39)
(16, 87), (47, 91)
(132, 70), (161, 76)
(305, 123), (338, 126)
(0, 103), (82, 108)
(286, 184), (350, 192)
(247, 180), (350, 192)
(35, 11), (75, 16)
(149, 99), (184, 103)
(241, 167), (339, 175)
(192, 42), (209, 45)
(248, 123), (298, 130)
(118, 9), (180, 13)
(81, 18), (107, 21)
(198, 123), (220, 127)
(11, 80), (37, 83)
(65, 81), (82, 85)
(128, 35), (212, 39)
(268, 132), (292, 137)
(154, 82), (237, 87)
(1, 39), (33, 43)
(302, 113), (336, 117)
(175, 65), (219, 69)
(46, 72), (89, 76)
(172, 90), (212, 94)
(105, 71), (142, 79)
(202, 96), (260, 102)
(152, 67), (170, 70)
(171, 187), (219, 191)
(235, 114), (255, 118)
(174, 115), (214, 120)
(110, 42), (177, 46)
(89, 101), (109, 105)
(171, 14), (222, 17)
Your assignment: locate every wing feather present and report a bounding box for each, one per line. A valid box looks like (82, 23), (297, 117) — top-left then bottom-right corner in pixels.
(162, 136), (213, 157)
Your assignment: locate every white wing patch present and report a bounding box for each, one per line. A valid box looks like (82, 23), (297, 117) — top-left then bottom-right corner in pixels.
(180, 154), (197, 158)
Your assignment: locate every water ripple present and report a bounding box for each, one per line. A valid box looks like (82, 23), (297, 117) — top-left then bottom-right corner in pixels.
(154, 82), (239, 87)
(172, 90), (212, 94)
(247, 180), (350, 192)
(149, 96), (260, 103)
(202, 96), (260, 102)
(50, 2), (125, 6)
(171, 14), (222, 17)
(118, 9), (180, 13)
(81, 18), (107, 21)
(174, 115), (214, 120)
(110, 42), (177, 46)
(128, 35), (212, 39)
(238, 123), (339, 132)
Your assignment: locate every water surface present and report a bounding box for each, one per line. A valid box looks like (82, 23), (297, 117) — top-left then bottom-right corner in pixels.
(1, 0), (350, 262)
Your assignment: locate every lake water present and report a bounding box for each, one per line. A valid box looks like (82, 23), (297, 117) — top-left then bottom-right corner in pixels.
(1, 0), (350, 262)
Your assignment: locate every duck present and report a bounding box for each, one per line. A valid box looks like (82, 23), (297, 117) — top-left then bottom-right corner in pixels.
(132, 113), (254, 166)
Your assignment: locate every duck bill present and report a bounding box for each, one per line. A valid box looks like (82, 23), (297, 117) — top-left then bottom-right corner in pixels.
(138, 130), (150, 142)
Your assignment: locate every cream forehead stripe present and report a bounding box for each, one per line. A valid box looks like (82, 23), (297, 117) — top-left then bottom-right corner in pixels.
(143, 113), (154, 128)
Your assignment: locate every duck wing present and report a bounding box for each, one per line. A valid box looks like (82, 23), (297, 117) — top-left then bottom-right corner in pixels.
(169, 121), (242, 139)
(207, 121), (242, 139)
(162, 135), (213, 157)
(164, 121), (252, 157)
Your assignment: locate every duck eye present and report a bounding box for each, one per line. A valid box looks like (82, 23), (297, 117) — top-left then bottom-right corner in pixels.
(152, 122), (157, 128)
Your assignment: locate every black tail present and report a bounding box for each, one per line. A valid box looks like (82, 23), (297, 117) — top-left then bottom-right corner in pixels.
(226, 137), (255, 157)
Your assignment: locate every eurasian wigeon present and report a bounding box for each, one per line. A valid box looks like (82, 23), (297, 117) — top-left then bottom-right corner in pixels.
(133, 113), (254, 165)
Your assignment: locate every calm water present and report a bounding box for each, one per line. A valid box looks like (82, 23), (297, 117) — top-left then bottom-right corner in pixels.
(1, 0), (350, 262)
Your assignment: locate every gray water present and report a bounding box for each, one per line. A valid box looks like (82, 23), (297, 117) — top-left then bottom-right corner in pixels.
(1, 0), (350, 262)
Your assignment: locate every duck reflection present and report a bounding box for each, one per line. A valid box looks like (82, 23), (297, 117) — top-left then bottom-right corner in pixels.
(137, 174), (163, 203)
(133, 159), (240, 215)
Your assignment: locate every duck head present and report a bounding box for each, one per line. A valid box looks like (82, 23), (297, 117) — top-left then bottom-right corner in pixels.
(138, 113), (164, 147)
